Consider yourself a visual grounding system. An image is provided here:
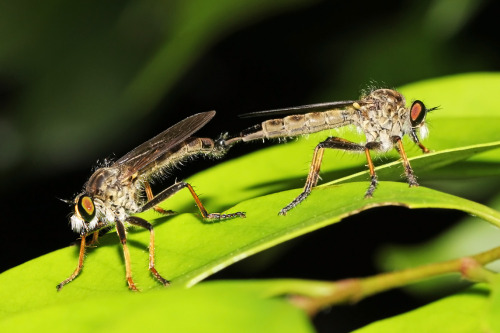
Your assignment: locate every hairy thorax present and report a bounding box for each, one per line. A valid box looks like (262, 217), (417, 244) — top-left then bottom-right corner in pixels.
(85, 166), (141, 222)
(354, 89), (412, 152)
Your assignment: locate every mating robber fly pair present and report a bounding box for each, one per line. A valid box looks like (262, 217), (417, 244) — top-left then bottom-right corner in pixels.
(59, 88), (436, 291)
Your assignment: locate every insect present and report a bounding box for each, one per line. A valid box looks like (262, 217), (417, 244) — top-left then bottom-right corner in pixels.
(58, 111), (245, 291)
(224, 89), (437, 215)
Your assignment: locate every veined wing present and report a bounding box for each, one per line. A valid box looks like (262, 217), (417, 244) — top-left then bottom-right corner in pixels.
(114, 111), (216, 177)
(239, 100), (359, 118)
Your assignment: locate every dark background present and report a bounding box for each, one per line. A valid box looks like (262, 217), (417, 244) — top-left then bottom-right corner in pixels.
(0, 0), (499, 331)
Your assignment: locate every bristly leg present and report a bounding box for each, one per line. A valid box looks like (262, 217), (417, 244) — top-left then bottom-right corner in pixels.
(57, 235), (87, 291)
(280, 137), (366, 216)
(363, 145), (379, 198)
(393, 136), (419, 187)
(279, 191), (312, 216)
(126, 216), (170, 286)
(203, 211), (247, 220)
(87, 231), (100, 246)
(418, 142), (430, 154)
(365, 175), (378, 198)
(115, 220), (138, 291)
(144, 181), (175, 216)
(409, 128), (431, 154)
(139, 181), (245, 220)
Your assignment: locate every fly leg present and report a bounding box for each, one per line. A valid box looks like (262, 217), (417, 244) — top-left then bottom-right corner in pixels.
(139, 181), (245, 220)
(409, 129), (430, 153)
(144, 181), (175, 216)
(57, 235), (87, 291)
(392, 136), (419, 187)
(115, 220), (138, 291)
(279, 137), (370, 216)
(87, 231), (100, 246)
(417, 142), (430, 154)
(126, 216), (170, 286)
(363, 142), (382, 198)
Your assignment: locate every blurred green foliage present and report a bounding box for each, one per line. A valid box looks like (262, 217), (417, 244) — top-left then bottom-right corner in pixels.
(1, 72), (500, 332)
(0, 0), (311, 174)
(0, 0), (494, 180)
(0, 0), (499, 331)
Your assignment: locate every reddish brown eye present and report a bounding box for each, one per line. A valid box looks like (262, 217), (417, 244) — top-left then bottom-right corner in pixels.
(81, 197), (94, 214)
(75, 195), (96, 222)
(410, 100), (427, 127)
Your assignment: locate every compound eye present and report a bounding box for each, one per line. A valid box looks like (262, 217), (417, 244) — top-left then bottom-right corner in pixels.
(410, 100), (427, 127)
(75, 196), (96, 222)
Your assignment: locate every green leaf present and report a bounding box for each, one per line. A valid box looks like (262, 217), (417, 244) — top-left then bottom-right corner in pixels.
(0, 280), (315, 333)
(486, 275), (500, 332)
(352, 284), (493, 333)
(1, 183), (499, 319)
(1, 72), (499, 330)
(376, 192), (500, 297)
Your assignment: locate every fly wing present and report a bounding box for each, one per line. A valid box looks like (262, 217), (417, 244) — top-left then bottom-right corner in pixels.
(114, 111), (216, 177)
(239, 100), (359, 118)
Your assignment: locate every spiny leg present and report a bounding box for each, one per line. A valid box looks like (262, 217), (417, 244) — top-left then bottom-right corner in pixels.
(279, 137), (366, 216)
(417, 142), (430, 154)
(186, 183), (246, 219)
(363, 143), (379, 198)
(392, 136), (419, 187)
(126, 216), (169, 286)
(144, 181), (175, 216)
(57, 235), (86, 291)
(87, 231), (100, 246)
(409, 129), (430, 153)
(279, 140), (325, 215)
(139, 181), (245, 220)
(115, 220), (138, 291)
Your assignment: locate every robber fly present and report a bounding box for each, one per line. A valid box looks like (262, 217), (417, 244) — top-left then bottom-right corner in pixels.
(58, 111), (245, 291)
(224, 89), (437, 215)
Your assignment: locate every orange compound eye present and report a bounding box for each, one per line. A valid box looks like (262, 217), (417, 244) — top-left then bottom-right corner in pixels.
(75, 195), (96, 222)
(410, 100), (427, 127)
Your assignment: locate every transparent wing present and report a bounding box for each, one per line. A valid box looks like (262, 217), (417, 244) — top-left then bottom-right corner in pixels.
(114, 111), (215, 176)
(239, 100), (359, 118)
